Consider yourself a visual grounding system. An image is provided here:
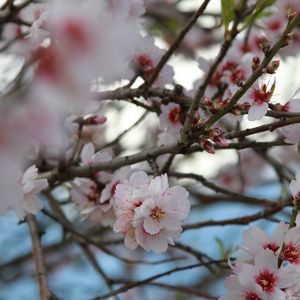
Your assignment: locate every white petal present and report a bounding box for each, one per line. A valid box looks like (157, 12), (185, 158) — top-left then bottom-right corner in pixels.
(248, 103), (268, 121)
(143, 218), (161, 234)
(130, 171), (149, 186)
(81, 143), (95, 165)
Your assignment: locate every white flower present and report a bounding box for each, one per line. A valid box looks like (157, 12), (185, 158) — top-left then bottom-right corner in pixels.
(238, 250), (298, 299)
(113, 170), (149, 246)
(114, 171), (190, 252)
(128, 35), (174, 86)
(220, 274), (261, 300)
(80, 142), (112, 183)
(281, 226), (300, 265)
(159, 103), (182, 134)
(0, 163), (48, 220)
(70, 177), (115, 226)
(246, 80), (275, 121)
(236, 222), (288, 263)
(100, 166), (134, 204)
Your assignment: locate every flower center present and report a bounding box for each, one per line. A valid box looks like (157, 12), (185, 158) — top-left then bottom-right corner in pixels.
(263, 243), (279, 253)
(150, 207), (164, 222)
(282, 242), (300, 264)
(136, 54), (155, 78)
(250, 84), (272, 105)
(87, 184), (100, 204)
(168, 107), (181, 124)
(255, 269), (277, 293)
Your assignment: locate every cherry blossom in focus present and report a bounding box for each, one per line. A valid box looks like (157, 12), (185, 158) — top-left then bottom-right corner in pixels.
(113, 171), (190, 252)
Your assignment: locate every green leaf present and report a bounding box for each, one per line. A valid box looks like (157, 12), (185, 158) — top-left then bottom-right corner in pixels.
(215, 237), (226, 256)
(242, 0), (276, 30)
(221, 0), (235, 31)
(215, 237), (235, 258)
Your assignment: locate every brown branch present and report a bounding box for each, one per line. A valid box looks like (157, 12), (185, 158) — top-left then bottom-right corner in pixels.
(184, 199), (292, 230)
(179, 4), (245, 146)
(171, 172), (276, 206)
(227, 117), (300, 139)
(26, 214), (51, 300)
(115, 280), (218, 300)
(204, 10), (300, 129)
(41, 208), (185, 266)
(92, 261), (224, 300)
(145, 0), (211, 87)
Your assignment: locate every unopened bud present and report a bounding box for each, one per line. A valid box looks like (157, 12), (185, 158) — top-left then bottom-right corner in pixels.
(208, 127), (223, 137)
(199, 139), (215, 154)
(272, 103), (283, 111)
(287, 7), (296, 21)
(266, 60), (280, 74)
(282, 33), (293, 48)
(213, 135), (229, 147)
(252, 56), (260, 71)
(83, 114), (107, 125)
(259, 36), (271, 54)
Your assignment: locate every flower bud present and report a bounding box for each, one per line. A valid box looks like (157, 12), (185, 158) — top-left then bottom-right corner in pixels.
(199, 139), (215, 154)
(282, 33), (293, 48)
(259, 36), (271, 54)
(266, 60), (280, 74)
(252, 56), (260, 71)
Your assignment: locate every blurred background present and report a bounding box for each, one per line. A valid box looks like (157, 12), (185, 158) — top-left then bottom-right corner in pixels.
(0, 0), (300, 299)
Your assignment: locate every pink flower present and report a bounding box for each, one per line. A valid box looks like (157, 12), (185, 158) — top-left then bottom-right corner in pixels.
(113, 171), (150, 249)
(134, 179), (190, 252)
(113, 171), (190, 252)
(282, 88), (300, 112)
(18, 165), (48, 220)
(70, 177), (115, 226)
(238, 250), (298, 299)
(281, 124), (300, 144)
(100, 166), (134, 205)
(159, 103), (183, 134)
(80, 143), (112, 183)
(129, 36), (174, 86)
(246, 80), (275, 121)
(281, 227), (300, 265)
(0, 162), (48, 220)
(236, 222), (288, 263)
(220, 274), (262, 300)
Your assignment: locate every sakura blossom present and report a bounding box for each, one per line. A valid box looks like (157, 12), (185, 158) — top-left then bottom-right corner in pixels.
(281, 226), (300, 265)
(221, 216), (300, 299)
(100, 166), (134, 205)
(70, 177), (115, 226)
(0, 161), (48, 220)
(236, 222), (288, 263)
(113, 171), (190, 252)
(243, 79), (275, 121)
(159, 102), (183, 136)
(1, 0), (300, 298)
(237, 250), (298, 299)
(127, 35), (174, 86)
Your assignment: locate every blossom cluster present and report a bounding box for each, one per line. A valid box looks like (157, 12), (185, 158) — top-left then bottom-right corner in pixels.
(221, 174), (300, 299)
(70, 150), (190, 253)
(113, 171), (190, 252)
